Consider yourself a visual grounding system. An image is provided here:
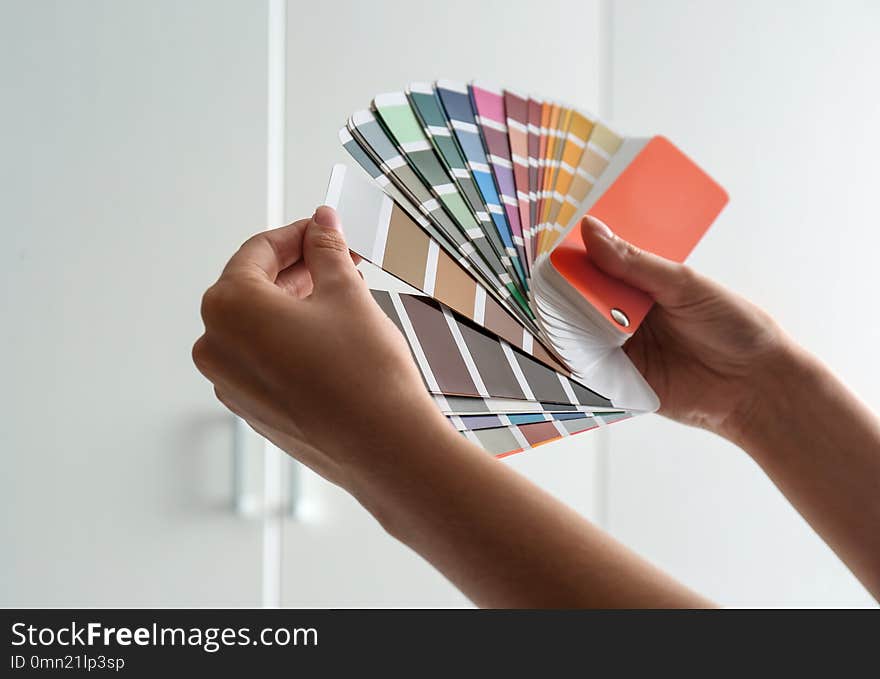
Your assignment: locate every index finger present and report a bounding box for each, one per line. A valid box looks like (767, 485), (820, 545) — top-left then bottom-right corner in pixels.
(221, 218), (311, 283)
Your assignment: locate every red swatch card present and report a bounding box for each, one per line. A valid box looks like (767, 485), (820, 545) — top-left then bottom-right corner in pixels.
(549, 136), (729, 331)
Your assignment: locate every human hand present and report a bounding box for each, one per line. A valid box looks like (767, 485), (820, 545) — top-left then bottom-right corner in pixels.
(192, 206), (457, 496)
(580, 215), (793, 440)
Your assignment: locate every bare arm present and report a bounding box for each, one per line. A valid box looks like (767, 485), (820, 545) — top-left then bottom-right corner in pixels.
(193, 207), (710, 608)
(730, 345), (880, 598)
(582, 216), (880, 601)
(351, 420), (711, 608)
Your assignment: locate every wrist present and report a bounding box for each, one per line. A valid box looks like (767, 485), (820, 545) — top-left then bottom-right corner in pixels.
(341, 405), (485, 535)
(719, 336), (821, 453)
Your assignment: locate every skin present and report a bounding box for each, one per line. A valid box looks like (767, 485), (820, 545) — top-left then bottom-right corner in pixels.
(193, 206), (880, 607)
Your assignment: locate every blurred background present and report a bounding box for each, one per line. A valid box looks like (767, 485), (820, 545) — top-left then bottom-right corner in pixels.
(2, 0), (878, 607)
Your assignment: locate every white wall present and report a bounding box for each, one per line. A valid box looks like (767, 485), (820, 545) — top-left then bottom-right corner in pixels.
(604, 0), (879, 607)
(1, 0), (268, 605)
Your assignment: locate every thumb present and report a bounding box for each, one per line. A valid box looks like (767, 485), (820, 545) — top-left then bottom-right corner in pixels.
(303, 205), (359, 291)
(580, 215), (698, 307)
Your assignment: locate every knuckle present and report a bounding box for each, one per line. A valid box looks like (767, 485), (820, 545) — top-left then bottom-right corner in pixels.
(674, 264), (703, 297)
(677, 264), (699, 287)
(622, 240), (643, 261)
(200, 282), (237, 324)
(247, 230), (284, 262)
(191, 336), (213, 375)
(667, 264), (703, 305)
(310, 229), (348, 254)
(240, 230), (267, 251)
(213, 386), (231, 408)
(321, 271), (361, 297)
(213, 387), (241, 417)
(619, 241), (644, 275)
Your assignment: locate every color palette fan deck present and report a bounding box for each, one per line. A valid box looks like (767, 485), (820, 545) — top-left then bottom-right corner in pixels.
(326, 80), (729, 457)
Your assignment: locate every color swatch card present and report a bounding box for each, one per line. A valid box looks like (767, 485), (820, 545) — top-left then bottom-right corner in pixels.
(326, 80), (729, 457)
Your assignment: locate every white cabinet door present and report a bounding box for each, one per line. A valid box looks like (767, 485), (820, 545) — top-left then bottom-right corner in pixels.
(1, 0), (268, 605)
(604, 0), (878, 606)
(281, 0), (606, 606)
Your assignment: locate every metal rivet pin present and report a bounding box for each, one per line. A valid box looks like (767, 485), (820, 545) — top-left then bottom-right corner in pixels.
(610, 308), (630, 328)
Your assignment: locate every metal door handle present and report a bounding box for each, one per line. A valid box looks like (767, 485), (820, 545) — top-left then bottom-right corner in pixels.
(231, 416), (300, 518)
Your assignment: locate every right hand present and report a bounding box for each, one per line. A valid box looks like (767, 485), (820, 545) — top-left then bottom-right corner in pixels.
(580, 215), (793, 440)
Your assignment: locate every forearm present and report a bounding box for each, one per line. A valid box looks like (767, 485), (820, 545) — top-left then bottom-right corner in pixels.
(728, 341), (880, 599)
(348, 419), (712, 608)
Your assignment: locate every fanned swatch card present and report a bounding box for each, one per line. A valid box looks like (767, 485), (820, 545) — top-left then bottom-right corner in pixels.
(326, 80), (729, 458)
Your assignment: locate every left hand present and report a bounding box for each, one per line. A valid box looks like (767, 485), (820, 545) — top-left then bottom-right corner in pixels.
(192, 206), (457, 495)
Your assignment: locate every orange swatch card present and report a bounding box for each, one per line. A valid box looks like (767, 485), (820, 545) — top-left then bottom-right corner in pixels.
(549, 136), (729, 332)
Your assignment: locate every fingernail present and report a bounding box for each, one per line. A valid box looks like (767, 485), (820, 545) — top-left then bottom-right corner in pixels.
(584, 215), (613, 239)
(313, 205), (341, 231)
